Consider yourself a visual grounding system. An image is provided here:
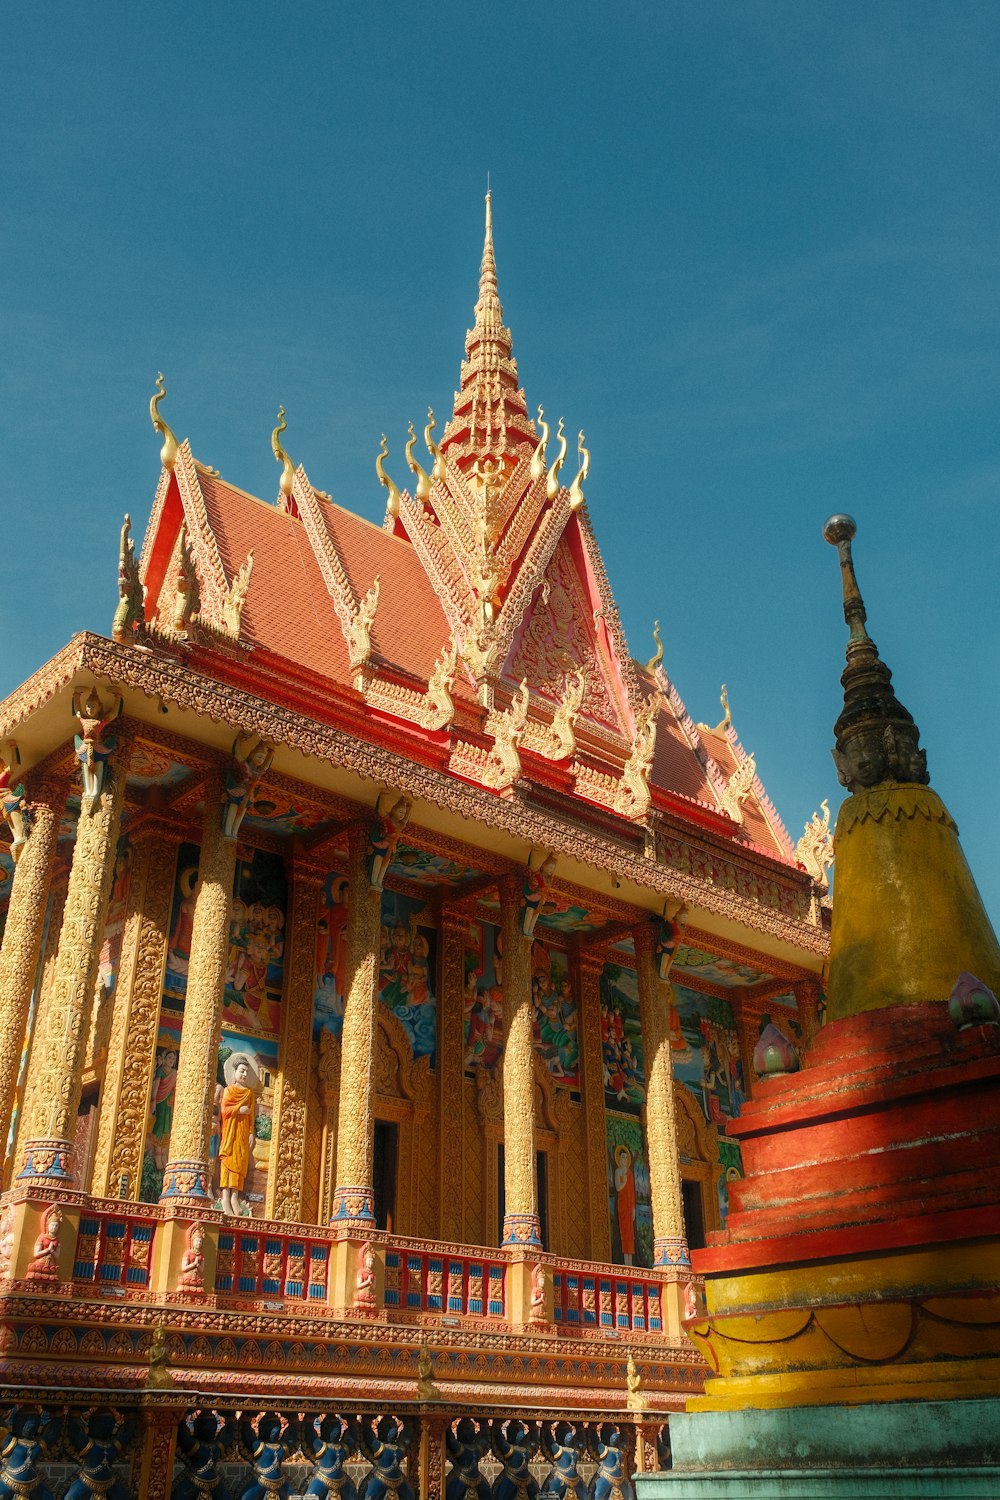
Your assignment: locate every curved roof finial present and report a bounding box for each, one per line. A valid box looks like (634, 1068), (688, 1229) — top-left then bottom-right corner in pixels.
(376, 434), (401, 519)
(271, 406), (294, 500)
(645, 621), (663, 673)
(149, 373), (178, 470)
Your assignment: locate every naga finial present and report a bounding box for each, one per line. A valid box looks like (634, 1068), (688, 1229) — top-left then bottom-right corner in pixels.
(531, 405), (549, 483)
(546, 417), (567, 501)
(271, 406), (295, 501)
(645, 621), (663, 673)
(406, 421), (432, 503)
(425, 407), (446, 483)
(568, 429), (590, 511)
(149, 373), (178, 470)
(376, 434), (401, 519)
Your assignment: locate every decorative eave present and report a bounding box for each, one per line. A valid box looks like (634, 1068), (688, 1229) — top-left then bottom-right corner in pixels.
(0, 632), (827, 962)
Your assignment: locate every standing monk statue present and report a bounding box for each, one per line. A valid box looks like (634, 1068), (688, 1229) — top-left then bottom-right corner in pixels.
(218, 1053), (261, 1217)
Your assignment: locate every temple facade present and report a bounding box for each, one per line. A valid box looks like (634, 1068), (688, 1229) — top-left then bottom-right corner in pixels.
(0, 200), (830, 1497)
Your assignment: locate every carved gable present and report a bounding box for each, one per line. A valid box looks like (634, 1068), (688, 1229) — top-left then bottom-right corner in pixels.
(506, 531), (629, 733)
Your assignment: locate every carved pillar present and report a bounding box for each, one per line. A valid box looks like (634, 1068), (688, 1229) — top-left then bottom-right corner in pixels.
(331, 823), (381, 1224)
(266, 861), (323, 1221)
(9, 872), (68, 1184)
(633, 922), (689, 1269)
(0, 784), (61, 1163)
(90, 823), (179, 1200)
(132, 1404), (183, 1500)
(438, 908), (467, 1240)
(159, 773), (237, 1204)
(498, 873), (540, 1247)
(17, 732), (130, 1185)
(575, 949), (612, 1262)
(317, 1027), (341, 1222)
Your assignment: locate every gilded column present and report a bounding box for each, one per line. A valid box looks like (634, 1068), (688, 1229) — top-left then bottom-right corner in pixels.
(266, 860), (323, 1222)
(90, 823), (179, 1199)
(575, 949), (613, 1262)
(498, 873), (540, 1247)
(438, 908), (467, 1241)
(0, 784), (61, 1163)
(331, 823), (382, 1224)
(633, 921), (689, 1268)
(10, 874), (68, 1183)
(159, 772), (238, 1203)
(17, 724), (130, 1185)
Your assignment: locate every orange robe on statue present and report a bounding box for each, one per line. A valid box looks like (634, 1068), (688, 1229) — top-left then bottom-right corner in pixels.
(219, 1084), (255, 1190)
(617, 1167), (636, 1258)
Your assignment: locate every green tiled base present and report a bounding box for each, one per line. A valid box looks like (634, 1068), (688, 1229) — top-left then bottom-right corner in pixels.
(635, 1399), (1000, 1500)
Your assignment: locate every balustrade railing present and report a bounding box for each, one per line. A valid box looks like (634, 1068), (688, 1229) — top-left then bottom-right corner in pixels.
(72, 1205), (160, 1292)
(214, 1224), (332, 1302)
(383, 1237), (508, 1321)
(551, 1259), (667, 1334)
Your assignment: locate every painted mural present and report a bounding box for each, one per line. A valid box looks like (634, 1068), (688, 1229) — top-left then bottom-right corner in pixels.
(464, 919), (504, 1069)
(531, 942), (579, 1086)
(378, 890), (437, 1066)
(600, 962), (645, 1113)
(164, 843), (287, 1037)
(313, 871), (348, 1039)
(606, 1114), (653, 1268)
(669, 984), (746, 1127)
(463, 920), (579, 1086)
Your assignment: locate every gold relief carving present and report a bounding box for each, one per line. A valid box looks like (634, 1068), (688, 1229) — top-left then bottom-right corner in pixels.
(317, 1027), (341, 1223)
(0, 796), (59, 1158)
(575, 953), (613, 1262)
(11, 875), (67, 1179)
(633, 925), (686, 1247)
(166, 772), (239, 1171)
(90, 829), (178, 1199)
(348, 574), (380, 676)
(333, 826), (382, 1202)
(510, 539), (618, 725)
(615, 698), (659, 822)
(529, 667), (586, 763)
(266, 869), (322, 1222)
(484, 681), (529, 792)
(438, 911), (467, 1241)
(462, 1076), (483, 1244)
(498, 875), (537, 1230)
(221, 550), (254, 638)
(30, 634), (826, 954)
(20, 737), (131, 1153)
(719, 750), (758, 828)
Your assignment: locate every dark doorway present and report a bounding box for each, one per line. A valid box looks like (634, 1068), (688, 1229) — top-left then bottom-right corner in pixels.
(373, 1120), (398, 1232)
(497, 1144), (549, 1247)
(681, 1178), (706, 1252)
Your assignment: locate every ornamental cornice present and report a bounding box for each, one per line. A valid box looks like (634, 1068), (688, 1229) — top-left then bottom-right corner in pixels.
(1, 634), (828, 957)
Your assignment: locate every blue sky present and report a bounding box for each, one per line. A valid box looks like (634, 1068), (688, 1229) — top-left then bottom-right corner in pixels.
(2, 3), (998, 922)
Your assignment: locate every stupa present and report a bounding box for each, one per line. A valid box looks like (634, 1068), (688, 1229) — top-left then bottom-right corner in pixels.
(638, 516), (1000, 1496)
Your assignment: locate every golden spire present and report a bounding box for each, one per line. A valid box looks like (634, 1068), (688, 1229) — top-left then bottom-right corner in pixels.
(271, 406), (294, 501)
(149, 373), (178, 470)
(474, 190), (502, 335)
(645, 621), (663, 673)
(568, 429), (590, 511)
(376, 434), (401, 519)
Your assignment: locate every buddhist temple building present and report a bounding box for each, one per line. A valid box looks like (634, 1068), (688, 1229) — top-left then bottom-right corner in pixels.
(0, 199), (832, 1497)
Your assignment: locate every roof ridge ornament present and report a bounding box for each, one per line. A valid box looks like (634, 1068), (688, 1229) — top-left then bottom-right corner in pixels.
(645, 621), (663, 674)
(530, 407), (549, 482)
(546, 418), (567, 501)
(149, 373), (178, 471)
(406, 421), (432, 503)
(425, 408), (446, 483)
(823, 514), (928, 792)
(568, 430), (590, 512)
(271, 406), (295, 504)
(376, 434), (401, 520)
